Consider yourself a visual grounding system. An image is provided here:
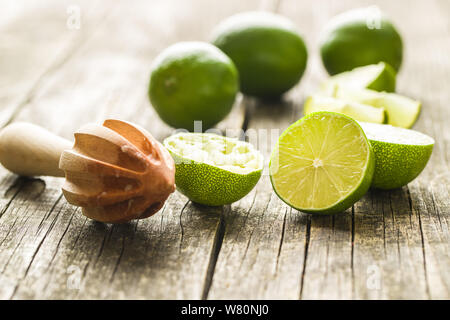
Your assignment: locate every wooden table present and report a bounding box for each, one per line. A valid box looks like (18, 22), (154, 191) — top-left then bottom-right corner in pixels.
(0, 0), (448, 300)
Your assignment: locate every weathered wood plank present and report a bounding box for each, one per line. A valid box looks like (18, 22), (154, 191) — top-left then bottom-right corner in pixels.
(206, 0), (330, 299)
(277, 0), (357, 300)
(207, 97), (309, 299)
(351, 0), (449, 299)
(207, 0), (353, 300)
(0, 0), (259, 299)
(282, 0), (448, 300)
(352, 188), (430, 299)
(402, 0), (450, 299)
(280, 0), (449, 299)
(0, 0), (448, 300)
(208, 0), (449, 300)
(0, 0), (109, 127)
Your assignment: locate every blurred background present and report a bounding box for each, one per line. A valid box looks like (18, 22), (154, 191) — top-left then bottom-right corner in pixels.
(1, 0), (448, 138)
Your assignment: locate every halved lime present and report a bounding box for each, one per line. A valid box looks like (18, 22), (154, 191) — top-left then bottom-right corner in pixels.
(304, 95), (386, 124)
(270, 112), (374, 214)
(334, 87), (421, 128)
(321, 62), (397, 94)
(359, 122), (434, 190)
(164, 132), (263, 206)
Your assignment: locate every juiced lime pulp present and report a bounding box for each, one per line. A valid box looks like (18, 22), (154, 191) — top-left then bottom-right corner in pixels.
(164, 133), (263, 206)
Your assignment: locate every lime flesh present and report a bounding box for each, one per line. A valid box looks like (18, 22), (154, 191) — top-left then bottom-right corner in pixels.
(334, 87), (421, 128)
(304, 95), (386, 124)
(321, 62), (397, 94)
(359, 122), (434, 189)
(164, 133), (263, 206)
(270, 112), (374, 214)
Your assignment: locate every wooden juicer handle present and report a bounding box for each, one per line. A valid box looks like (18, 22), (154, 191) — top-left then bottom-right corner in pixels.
(0, 122), (72, 177)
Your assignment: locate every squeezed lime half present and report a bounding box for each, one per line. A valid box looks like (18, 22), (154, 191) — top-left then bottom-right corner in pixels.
(164, 132), (263, 206)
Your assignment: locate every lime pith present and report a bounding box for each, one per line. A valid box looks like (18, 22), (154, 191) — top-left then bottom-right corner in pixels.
(334, 87), (421, 128)
(359, 122), (434, 189)
(164, 133), (263, 206)
(321, 62), (397, 94)
(270, 112), (374, 214)
(304, 95), (386, 124)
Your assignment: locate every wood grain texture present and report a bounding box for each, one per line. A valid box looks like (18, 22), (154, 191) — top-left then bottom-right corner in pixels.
(0, 0), (257, 299)
(0, 0), (109, 127)
(277, 0), (449, 300)
(0, 0), (448, 300)
(208, 98), (309, 299)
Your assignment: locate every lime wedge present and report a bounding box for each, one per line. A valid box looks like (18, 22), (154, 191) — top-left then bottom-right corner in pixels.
(321, 62), (396, 94)
(304, 95), (386, 124)
(164, 133), (263, 206)
(359, 122), (434, 190)
(334, 87), (421, 128)
(270, 112), (374, 214)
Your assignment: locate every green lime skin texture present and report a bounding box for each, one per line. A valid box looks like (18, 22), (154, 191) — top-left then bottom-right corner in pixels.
(360, 122), (434, 190)
(320, 7), (403, 75)
(149, 42), (239, 131)
(269, 112), (375, 215)
(212, 11), (308, 98)
(164, 133), (263, 206)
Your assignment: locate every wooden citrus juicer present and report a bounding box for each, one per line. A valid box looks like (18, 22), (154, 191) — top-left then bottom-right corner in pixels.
(0, 119), (175, 223)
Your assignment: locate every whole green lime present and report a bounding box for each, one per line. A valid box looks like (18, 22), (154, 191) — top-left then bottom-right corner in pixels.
(149, 42), (239, 131)
(212, 11), (308, 98)
(320, 7), (403, 75)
